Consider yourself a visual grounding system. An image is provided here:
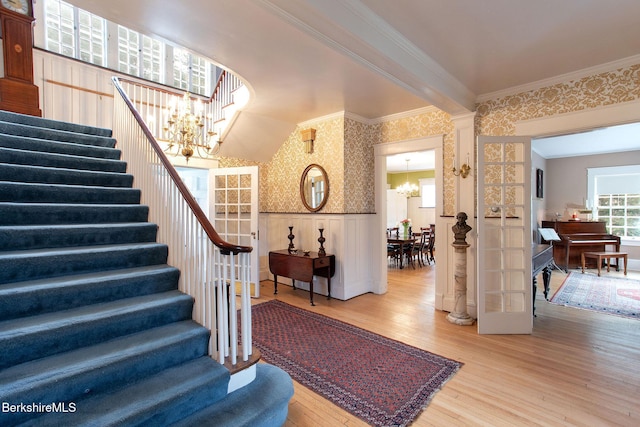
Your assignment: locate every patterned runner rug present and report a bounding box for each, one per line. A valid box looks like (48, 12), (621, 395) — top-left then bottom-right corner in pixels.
(250, 300), (462, 427)
(550, 272), (640, 319)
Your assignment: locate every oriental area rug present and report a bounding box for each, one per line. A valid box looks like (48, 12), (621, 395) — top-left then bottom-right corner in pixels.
(250, 300), (462, 427)
(550, 272), (640, 320)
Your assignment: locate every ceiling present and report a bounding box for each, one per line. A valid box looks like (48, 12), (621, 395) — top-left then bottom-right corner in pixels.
(69, 0), (640, 162)
(533, 122), (640, 159)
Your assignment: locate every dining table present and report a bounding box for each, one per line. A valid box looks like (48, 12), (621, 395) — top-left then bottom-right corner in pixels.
(387, 235), (416, 269)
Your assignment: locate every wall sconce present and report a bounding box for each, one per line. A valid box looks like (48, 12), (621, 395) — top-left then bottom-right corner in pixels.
(452, 152), (471, 178)
(301, 128), (316, 154)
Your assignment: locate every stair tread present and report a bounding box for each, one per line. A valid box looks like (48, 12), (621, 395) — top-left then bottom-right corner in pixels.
(0, 163), (133, 187)
(0, 264), (177, 295)
(0, 181), (139, 191)
(0, 222), (157, 250)
(0, 110), (112, 137)
(0, 222), (156, 232)
(0, 121), (117, 148)
(0, 241), (166, 258)
(0, 146), (126, 172)
(0, 290), (191, 335)
(0, 321), (212, 394)
(18, 357), (228, 427)
(0, 135), (120, 159)
(0, 203), (150, 226)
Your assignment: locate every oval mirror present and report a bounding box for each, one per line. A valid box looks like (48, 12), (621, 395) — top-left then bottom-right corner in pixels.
(300, 164), (329, 212)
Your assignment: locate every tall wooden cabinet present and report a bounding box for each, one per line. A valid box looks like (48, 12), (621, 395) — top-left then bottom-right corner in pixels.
(0, 0), (41, 116)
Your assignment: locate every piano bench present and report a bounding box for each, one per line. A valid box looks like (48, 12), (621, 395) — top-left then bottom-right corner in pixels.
(581, 251), (628, 277)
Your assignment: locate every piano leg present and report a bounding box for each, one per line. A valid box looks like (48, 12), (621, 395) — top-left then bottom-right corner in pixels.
(532, 276), (537, 317)
(542, 266), (552, 300)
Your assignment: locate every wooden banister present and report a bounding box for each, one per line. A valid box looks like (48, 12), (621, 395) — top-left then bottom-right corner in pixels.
(112, 76), (251, 255)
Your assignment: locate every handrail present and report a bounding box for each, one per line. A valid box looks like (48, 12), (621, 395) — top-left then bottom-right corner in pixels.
(209, 70), (227, 102)
(112, 76), (251, 256)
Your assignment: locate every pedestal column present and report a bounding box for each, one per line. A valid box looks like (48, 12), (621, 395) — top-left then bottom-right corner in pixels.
(447, 212), (475, 326)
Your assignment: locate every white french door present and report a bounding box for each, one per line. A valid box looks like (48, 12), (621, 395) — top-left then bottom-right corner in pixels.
(477, 136), (532, 334)
(210, 166), (259, 297)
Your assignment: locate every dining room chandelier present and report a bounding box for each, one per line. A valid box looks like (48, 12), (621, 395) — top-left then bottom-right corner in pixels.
(164, 92), (220, 162)
(396, 159), (419, 198)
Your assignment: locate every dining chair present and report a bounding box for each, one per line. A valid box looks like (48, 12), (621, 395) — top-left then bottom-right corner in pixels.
(403, 233), (422, 269)
(420, 226), (435, 264)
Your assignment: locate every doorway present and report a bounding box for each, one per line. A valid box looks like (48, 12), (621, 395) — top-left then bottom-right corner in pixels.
(373, 135), (444, 297)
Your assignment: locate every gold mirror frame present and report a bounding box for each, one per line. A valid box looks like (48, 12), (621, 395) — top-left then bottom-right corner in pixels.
(300, 164), (329, 212)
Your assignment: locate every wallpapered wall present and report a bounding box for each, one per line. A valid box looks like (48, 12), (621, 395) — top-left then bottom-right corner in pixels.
(222, 62), (639, 218)
(476, 64), (640, 135)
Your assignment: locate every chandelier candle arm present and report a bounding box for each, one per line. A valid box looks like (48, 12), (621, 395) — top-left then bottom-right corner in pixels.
(396, 159), (419, 198)
(163, 92), (221, 161)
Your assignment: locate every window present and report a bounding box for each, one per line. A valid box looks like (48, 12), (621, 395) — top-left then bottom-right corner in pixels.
(77, 9), (106, 66)
(45, 0), (77, 58)
(420, 178), (435, 208)
(118, 26), (140, 76)
(173, 48), (209, 95)
(42, 0), (215, 94)
(45, 0), (105, 66)
(588, 165), (640, 239)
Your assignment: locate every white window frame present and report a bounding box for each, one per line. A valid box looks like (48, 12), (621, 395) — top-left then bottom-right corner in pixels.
(37, 0), (215, 94)
(419, 178), (436, 208)
(587, 165), (640, 243)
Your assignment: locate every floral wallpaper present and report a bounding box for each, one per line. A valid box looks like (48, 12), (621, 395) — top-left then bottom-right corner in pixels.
(262, 116), (346, 213)
(476, 64), (640, 135)
(371, 109), (456, 215)
(223, 62), (639, 218)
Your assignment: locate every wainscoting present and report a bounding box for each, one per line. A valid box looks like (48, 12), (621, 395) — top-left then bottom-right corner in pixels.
(260, 213), (376, 301)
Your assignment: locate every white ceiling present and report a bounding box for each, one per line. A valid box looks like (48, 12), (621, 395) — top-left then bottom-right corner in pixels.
(70, 0), (640, 162)
(533, 122), (640, 159)
(387, 151), (435, 173)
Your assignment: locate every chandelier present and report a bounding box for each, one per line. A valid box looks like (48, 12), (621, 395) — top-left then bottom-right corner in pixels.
(396, 159), (419, 198)
(164, 92), (221, 161)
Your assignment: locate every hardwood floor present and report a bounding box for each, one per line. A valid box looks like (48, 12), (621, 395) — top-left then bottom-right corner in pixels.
(254, 264), (640, 426)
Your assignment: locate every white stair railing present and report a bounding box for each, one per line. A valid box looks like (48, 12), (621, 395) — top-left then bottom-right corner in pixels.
(111, 77), (253, 367)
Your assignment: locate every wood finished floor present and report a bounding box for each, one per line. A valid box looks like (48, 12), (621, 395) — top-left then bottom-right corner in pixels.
(253, 263), (640, 426)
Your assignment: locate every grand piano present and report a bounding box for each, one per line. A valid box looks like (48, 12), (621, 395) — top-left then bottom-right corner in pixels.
(532, 244), (554, 316)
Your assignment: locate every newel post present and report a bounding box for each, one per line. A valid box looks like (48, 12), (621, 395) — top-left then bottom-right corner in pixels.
(447, 212), (475, 326)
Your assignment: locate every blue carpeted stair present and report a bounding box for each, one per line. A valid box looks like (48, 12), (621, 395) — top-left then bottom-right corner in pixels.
(0, 110), (292, 426)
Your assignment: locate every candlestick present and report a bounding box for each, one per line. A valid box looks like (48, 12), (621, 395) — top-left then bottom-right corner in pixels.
(288, 226), (295, 253)
(317, 228), (326, 256)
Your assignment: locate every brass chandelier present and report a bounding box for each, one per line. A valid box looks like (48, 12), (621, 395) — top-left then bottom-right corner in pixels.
(164, 92), (221, 161)
(396, 159), (419, 198)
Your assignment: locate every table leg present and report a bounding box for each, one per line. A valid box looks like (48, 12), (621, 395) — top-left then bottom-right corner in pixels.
(623, 255), (628, 275)
(581, 253), (585, 274)
(273, 274), (278, 294)
(597, 255), (602, 277)
(606, 257), (611, 273)
(309, 278), (315, 306)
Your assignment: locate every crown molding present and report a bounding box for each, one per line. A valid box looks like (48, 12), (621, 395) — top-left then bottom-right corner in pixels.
(297, 111), (347, 128)
(297, 106), (442, 127)
(371, 106), (441, 124)
(477, 54), (640, 103)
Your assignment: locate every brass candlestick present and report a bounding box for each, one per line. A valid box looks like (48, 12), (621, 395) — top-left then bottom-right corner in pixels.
(317, 228), (326, 256)
(288, 226), (295, 253)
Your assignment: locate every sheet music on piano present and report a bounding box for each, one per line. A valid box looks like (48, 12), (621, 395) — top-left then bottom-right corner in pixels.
(539, 228), (561, 242)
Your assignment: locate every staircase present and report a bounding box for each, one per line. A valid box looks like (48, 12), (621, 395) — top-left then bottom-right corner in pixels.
(0, 110), (292, 426)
